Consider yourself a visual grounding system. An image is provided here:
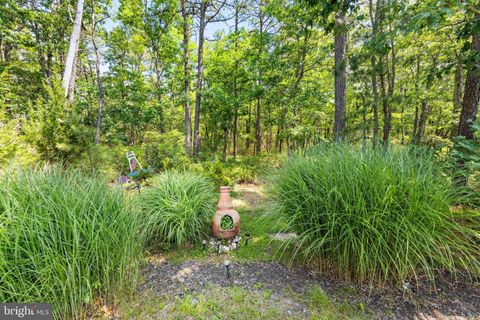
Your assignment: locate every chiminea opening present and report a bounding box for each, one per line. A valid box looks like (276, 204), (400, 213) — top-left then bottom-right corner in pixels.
(212, 186), (240, 239)
(220, 214), (234, 231)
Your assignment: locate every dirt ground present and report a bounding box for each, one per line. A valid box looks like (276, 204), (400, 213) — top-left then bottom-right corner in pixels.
(137, 257), (480, 319)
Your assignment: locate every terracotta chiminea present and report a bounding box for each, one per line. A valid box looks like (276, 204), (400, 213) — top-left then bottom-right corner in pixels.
(212, 186), (240, 239)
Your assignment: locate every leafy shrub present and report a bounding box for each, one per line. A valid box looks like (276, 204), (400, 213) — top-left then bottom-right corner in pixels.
(142, 130), (190, 171)
(138, 171), (217, 246)
(0, 116), (38, 166)
(229, 156), (264, 183)
(269, 144), (480, 283)
(0, 168), (143, 318)
(229, 154), (282, 183)
(448, 121), (480, 207)
(188, 158), (233, 187)
(192, 155), (281, 187)
(200, 159), (233, 187)
(24, 81), (93, 164)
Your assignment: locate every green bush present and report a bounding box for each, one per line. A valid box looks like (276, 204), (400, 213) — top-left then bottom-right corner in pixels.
(201, 159), (233, 187)
(138, 171), (217, 246)
(191, 155), (281, 187)
(24, 81), (93, 164)
(142, 130), (190, 171)
(448, 121), (480, 207)
(269, 144), (480, 283)
(0, 168), (143, 319)
(0, 115), (38, 167)
(229, 156), (265, 183)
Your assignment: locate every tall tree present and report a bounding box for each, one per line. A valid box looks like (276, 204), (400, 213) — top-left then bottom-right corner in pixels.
(232, 0), (244, 158)
(254, 0), (265, 153)
(369, 0), (380, 143)
(91, 0), (105, 144)
(458, 10), (480, 140)
(193, 0), (226, 158)
(62, 0), (85, 100)
(182, 0), (192, 156)
(333, 6), (347, 141)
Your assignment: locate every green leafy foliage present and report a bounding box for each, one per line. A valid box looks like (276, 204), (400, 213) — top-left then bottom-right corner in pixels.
(0, 116), (37, 166)
(268, 144), (480, 283)
(138, 170), (217, 246)
(195, 159), (233, 187)
(24, 81), (93, 164)
(189, 155), (280, 188)
(448, 122), (480, 206)
(142, 130), (189, 171)
(0, 167), (143, 319)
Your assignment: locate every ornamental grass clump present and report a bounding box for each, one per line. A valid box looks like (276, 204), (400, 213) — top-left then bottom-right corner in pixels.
(269, 144), (480, 283)
(138, 170), (217, 246)
(0, 168), (143, 319)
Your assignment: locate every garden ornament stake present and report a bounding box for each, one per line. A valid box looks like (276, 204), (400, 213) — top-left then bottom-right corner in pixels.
(245, 232), (250, 246)
(234, 238), (239, 251)
(224, 260), (231, 279)
(216, 240), (221, 256)
(212, 186), (240, 239)
(202, 239), (207, 251)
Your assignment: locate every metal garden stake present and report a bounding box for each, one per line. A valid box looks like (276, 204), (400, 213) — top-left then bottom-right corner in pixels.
(224, 260), (231, 278)
(217, 240), (221, 256)
(245, 233), (250, 246)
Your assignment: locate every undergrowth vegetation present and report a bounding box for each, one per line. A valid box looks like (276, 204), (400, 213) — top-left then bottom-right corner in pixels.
(138, 170), (217, 247)
(0, 168), (143, 319)
(269, 144), (480, 283)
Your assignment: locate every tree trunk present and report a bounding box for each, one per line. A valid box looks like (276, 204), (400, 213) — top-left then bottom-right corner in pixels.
(379, 55), (391, 143)
(193, 0), (207, 158)
(182, 0), (192, 157)
(387, 20), (395, 98)
(384, 20), (395, 143)
(68, 54), (77, 104)
(361, 93), (367, 145)
(458, 30), (480, 140)
(233, 106), (238, 157)
(371, 56), (379, 143)
(416, 101), (429, 143)
(62, 0), (84, 100)
(369, 0), (379, 143)
(223, 128), (228, 161)
(412, 105), (419, 142)
(233, 0), (239, 158)
(91, 0), (105, 144)
(255, 0), (264, 154)
(246, 100), (252, 153)
(333, 12), (347, 142)
(92, 30), (104, 144)
(279, 107), (287, 152)
(255, 95), (262, 154)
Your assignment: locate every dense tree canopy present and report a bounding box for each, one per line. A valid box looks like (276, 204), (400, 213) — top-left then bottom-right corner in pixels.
(0, 0), (478, 167)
